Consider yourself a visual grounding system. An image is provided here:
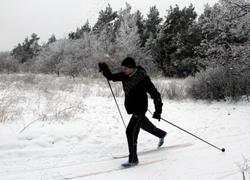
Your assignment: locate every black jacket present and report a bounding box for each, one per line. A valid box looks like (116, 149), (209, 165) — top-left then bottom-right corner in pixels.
(101, 65), (162, 114)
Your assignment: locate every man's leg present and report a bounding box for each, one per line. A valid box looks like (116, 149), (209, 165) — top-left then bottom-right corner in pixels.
(126, 114), (143, 163)
(141, 115), (166, 138)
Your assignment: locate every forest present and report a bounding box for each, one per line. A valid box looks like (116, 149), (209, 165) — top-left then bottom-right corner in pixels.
(0, 0), (249, 100)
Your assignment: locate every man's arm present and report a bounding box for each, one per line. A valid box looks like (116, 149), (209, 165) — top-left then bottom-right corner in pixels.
(144, 76), (163, 120)
(98, 62), (124, 81)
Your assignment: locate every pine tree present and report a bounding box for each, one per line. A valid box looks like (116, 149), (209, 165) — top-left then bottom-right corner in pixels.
(134, 10), (146, 47)
(92, 4), (118, 35)
(68, 21), (91, 40)
(11, 33), (41, 63)
(197, 0), (250, 69)
(147, 5), (201, 77)
(47, 34), (56, 44)
(142, 6), (162, 47)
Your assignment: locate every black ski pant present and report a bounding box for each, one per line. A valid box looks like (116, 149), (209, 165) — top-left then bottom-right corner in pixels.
(126, 113), (166, 163)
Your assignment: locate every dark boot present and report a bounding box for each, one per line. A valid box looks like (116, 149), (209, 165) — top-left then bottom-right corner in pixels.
(158, 133), (167, 148)
(121, 161), (139, 168)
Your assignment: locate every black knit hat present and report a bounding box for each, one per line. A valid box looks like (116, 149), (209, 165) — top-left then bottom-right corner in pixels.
(121, 57), (136, 68)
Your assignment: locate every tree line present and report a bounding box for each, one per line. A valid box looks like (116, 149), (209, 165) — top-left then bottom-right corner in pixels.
(0, 0), (250, 100)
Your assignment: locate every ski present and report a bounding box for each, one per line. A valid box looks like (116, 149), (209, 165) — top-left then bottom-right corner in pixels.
(64, 159), (163, 179)
(113, 142), (193, 159)
(64, 143), (193, 179)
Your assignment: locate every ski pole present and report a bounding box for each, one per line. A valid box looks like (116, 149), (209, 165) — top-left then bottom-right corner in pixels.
(106, 79), (127, 129)
(148, 110), (225, 152)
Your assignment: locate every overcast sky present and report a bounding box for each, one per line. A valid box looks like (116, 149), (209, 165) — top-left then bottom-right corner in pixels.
(0, 0), (218, 52)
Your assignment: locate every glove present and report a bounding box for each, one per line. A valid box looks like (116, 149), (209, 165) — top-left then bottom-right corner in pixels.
(153, 98), (163, 121)
(152, 111), (161, 121)
(154, 99), (163, 112)
(98, 62), (108, 72)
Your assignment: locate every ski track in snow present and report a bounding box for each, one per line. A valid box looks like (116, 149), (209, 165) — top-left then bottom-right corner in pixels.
(0, 96), (250, 180)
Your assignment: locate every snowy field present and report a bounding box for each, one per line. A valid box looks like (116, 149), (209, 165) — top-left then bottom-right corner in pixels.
(0, 74), (250, 180)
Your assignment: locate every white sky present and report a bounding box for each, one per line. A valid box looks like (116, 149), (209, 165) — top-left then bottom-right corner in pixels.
(0, 0), (218, 52)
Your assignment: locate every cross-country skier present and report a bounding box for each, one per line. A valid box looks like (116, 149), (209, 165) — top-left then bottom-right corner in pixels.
(98, 57), (167, 168)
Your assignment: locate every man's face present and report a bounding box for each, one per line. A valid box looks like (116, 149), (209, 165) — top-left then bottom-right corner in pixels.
(122, 66), (135, 76)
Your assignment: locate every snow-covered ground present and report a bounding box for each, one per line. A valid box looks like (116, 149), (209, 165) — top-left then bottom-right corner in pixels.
(0, 74), (250, 180)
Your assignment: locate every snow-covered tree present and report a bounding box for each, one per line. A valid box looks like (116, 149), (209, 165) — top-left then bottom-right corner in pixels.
(114, 3), (154, 71)
(197, 0), (250, 72)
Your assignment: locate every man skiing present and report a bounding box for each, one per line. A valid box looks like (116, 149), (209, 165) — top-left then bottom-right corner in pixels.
(98, 57), (167, 168)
